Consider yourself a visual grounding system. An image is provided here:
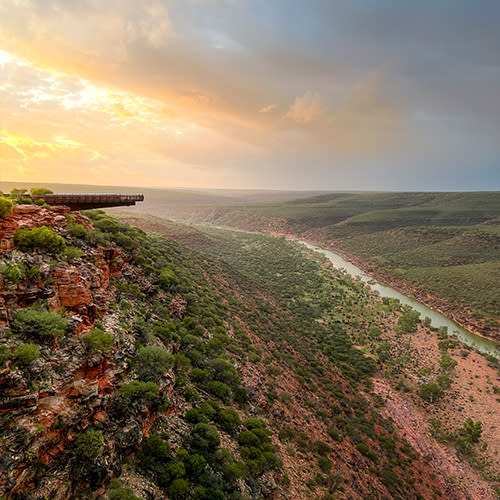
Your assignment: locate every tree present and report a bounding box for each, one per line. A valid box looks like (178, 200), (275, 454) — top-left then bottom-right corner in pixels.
(12, 309), (67, 339)
(0, 197), (13, 219)
(74, 430), (104, 461)
(418, 382), (444, 403)
(83, 328), (113, 353)
(14, 226), (66, 254)
(462, 418), (482, 444)
(13, 343), (40, 366)
(436, 373), (453, 389)
(396, 310), (420, 333)
(30, 187), (53, 196)
(439, 354), (457, 374)
(190, 424), (220, 456)
(135, 346), (174, 382)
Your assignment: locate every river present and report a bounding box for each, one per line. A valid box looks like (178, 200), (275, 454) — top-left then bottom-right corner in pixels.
(295, 239), (500, 359)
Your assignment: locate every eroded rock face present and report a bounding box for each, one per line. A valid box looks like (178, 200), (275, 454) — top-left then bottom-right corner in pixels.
(52, 266), (93, 309)
(0, 206), (126, 331)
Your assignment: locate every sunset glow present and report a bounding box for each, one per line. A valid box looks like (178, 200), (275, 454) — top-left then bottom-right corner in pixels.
(0, 1), (499, 189)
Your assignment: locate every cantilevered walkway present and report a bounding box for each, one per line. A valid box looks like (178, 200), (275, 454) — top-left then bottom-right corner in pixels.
(30, 193), (144, 211)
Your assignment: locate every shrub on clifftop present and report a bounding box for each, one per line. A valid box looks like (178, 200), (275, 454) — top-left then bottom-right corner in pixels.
(12, 308), (67, 339)
(0, 197), (13, 219)
(14, 226), (66, 254)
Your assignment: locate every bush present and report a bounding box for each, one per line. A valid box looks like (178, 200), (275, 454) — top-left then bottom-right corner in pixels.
(107, 480), (140, 500)
(318, 456), (332, 473)
(83, 328), (113, 353)
(14, 226), (66, 253)
(117, 381), (159, 401)
(313, 440), (332, 456)
(67, 221), (87, 238)
(135, 346), (174, 382)
(12, 309), (67, 339)
(0, 345), (10, 365)
(396, 310), (420, 333)
(0, 197), (13, 218)
(30, 188), (53, 196)
(160, 461), (186, 486)
(190, 424), (221, 456)
(13, 343), (40, 366)
(74, 429), (104, 460)
(216, 408), (241, 434)
(418, 382), (444, 402)
(159, 268), (179, 290)
(206, 381), (231, 402)
(138, 435), (171, 471)
(1, 263), (25, 283)
(168, 479), (189, 499)
(63, 246), (83, 261)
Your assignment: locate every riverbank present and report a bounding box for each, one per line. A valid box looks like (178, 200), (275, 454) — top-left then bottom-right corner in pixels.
(259, 229), (500, 345)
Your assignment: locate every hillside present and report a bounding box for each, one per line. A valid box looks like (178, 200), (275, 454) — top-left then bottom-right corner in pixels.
(0, 201), (498, 499)
(153, 192), (500, 339)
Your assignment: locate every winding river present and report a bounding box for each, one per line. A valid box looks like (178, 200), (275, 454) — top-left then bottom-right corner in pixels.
(295, 239), (500, 359)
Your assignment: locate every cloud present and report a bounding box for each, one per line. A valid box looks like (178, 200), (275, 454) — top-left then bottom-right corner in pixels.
(285, 91), (323, 124)
(259, 104), (277, 113)
(0, 1), (499, 189)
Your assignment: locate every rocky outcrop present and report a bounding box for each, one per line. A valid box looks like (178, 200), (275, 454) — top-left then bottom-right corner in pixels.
(0, 207), (126, 332)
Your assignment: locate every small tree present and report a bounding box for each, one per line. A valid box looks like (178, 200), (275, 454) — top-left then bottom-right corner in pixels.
(83, 328), (113, 353)
(135, 346), (174, 382)
(14, 226), (66, 254)
(462, 418), (482, 444)
(30, 187), (53, 196)
(12, 309), (67, 339)
(74, 429), (104, 461)
(396, 310), (420, 333)
(418, 382), (444, 403)
(0, 197), (13, 219)
(13, 343), (40, 366)
(439, 354), (457, 374)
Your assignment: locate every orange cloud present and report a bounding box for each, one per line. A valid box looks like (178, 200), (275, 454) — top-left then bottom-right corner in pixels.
(0, 131), (101, 162)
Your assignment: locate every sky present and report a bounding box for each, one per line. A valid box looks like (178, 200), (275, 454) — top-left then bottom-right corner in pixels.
(0, 0), (499, 190)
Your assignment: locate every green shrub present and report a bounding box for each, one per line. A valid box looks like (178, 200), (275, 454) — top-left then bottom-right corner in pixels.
(83, 328), (113, 353)
(94, 217), (121, 233)
(0, 197), (13, 218)
(63, 246), (83, 261)
(206, 381), (231, 402)
(138, 435), (171, 471)
(418, 382), (444, 402)
(12, 309), (67, 339)
(14, 226), (66, 253)
(168, 478), (189, 499)
(396, 310), (420, 333)
(74, 429), (104, 460)
(135, 346), (174, 382)
(107, 479), (140, 500)
(208, 358), (240, 388)
(0, 345), (10, 365)
(117, 381), (159, 401)
(30, 188), (53, 196)
(67, 221), (87, 238)
(159, 267), (179, 290)
(436, 373), (453, 389)
(1, 263), (25, 283)
(318, 455), (332, 473)
(160, 461), (186, 486)
(313, 440), (332, 456)
(190, 368), (212, 384)
(216, 408), (241, 434)
(13, 343), (40, 366)
(190, 423), (220, 456)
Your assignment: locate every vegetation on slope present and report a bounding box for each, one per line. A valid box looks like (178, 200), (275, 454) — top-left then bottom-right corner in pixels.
(0, 205), (452, 499)
(166, 191), (500, 324)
